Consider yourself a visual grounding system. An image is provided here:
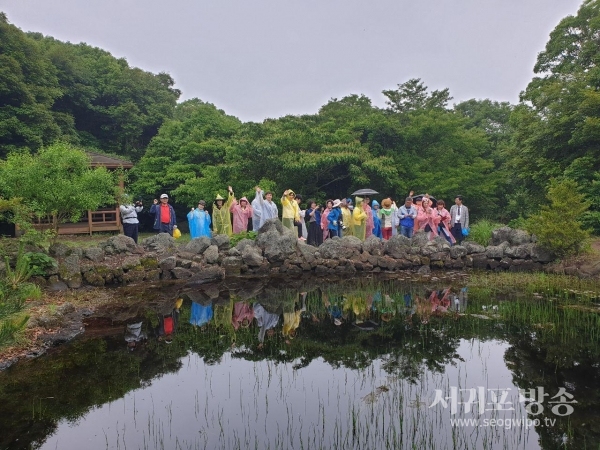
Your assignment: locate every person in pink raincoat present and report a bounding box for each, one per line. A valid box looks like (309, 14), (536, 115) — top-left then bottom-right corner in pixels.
(230, 195), (253, 234)
(320, 200), (333, 242)
(434, 199), (456, 245)
(232, 301), (254, 330)
(363, 196), (374, 239)
(416, 196), (441, 240)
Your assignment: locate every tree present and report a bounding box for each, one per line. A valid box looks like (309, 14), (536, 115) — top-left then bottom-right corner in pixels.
(525, 179), (590, 256)
(382, 78), (452, 114)
(0, 142), (117, 234)
(0, 14), (61, 156)
(510, 0), (600, 223)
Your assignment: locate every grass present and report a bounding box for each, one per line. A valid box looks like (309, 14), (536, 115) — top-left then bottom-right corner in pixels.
(464, 219), (503, 246)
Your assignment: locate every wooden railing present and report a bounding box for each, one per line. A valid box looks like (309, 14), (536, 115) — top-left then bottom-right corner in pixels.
(31, 207), (122, 235)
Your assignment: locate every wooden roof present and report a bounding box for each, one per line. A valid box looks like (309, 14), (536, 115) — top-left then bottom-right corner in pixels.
(88, 151), (134, 169)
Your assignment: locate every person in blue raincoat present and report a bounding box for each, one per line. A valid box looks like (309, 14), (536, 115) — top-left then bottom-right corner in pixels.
(187, 200), (212, 238)
(371, 200), (383, 239)
(327, 199), (343, 238)
(190, 301), (213, 328)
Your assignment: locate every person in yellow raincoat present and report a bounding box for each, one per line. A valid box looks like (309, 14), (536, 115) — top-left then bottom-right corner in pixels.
(281, 189), (300, 232)
(212, 186), (234, 235)
(352, 196), (367, 241)
(340, 199), (354, 237)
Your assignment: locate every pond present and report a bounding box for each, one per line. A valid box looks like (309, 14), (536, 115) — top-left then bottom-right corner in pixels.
(0, 277), (598, 449)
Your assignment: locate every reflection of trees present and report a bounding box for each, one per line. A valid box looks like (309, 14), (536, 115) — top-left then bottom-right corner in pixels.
(3, 277), (597, 450)
(504, 319), (600, 450)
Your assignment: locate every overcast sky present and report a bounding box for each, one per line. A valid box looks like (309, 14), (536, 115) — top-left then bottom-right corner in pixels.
(3, 0), (583, 122)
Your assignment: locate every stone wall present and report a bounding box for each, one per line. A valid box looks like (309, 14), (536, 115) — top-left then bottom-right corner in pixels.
(32, 222), (559, 290)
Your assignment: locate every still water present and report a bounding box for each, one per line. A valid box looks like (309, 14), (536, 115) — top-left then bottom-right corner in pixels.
(0, 277), (598, 449)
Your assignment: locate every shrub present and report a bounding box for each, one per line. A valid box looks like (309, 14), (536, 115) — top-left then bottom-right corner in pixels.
(467, 219), (503, 246)
(23, 252), (57, 276)
(525, 179), (590, 257)
(230, 231), (257, 247)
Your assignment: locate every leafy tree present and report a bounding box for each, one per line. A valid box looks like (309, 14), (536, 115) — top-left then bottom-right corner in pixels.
(0, 142), (117, 234)
(525, 179), (590, 256)
(383, 78), (452, 114)
(0, 14), (61, 156)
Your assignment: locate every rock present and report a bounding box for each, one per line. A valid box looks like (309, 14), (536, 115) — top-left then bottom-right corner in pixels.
(222, 256), (244, 275)
(256, 221), (297, 262)
(471, 255), (489, 270)
(83, 247), (104, 263)
(184, 237), (212, 254)
(227, 247), (241, 256)
(122, 269), (146, 283)
(59, 254), (80, 278)
(411, 232), (430, 247)
(485, 245), (505, 259)
(122, 256), (141, 270)
(384, 235), (411, 259)
(318, 236), (362, 259)
(429, 251), (448, 262)
(185, 266), (226, 285)
(144, 269), (161, 281)
(100, 235), (138, 254)
(417, 265), (431, 275)
(297, 244), (318, 264)
(159, 256), (177, 271)
(57, 302), (75, 315)
(363, 235), (383, 255)
(449, 245), (467, 259)
(141, 233), (176, 252)
(203, 245), (220, 264)
(490, 227), (512, 246)
(508, 229), (532, 245)
(65, 273), (82, 289)
(462, 241), (486, 254)
(504, 244), (532, 259)
(531, 245), (555, 263)
(171, 268), (193, 279)
(177, 259), (192, 269)
(242, 245), (264, 267)
(48, 281), (69, 292)
(234, 239), (257, 253)
(211, 234), (231, 251)
(49, 243), (71, 257)
(83, 270), (105, 287)
(499, 258), (512, 270)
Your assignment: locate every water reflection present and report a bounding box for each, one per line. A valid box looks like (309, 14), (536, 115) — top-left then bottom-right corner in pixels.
(0, 277), (598, 450)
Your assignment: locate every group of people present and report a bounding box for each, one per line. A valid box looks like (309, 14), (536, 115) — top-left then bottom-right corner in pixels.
(119, 187), (470, 247)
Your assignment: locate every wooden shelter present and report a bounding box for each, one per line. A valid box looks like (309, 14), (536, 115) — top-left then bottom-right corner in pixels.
(32, 152), (134, 235)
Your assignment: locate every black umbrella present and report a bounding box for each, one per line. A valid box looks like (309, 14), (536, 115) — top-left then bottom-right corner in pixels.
(351, 188), (379, 196)
(412, 194), (437, 207)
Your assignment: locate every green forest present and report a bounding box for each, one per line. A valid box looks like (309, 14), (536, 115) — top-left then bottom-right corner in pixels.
(1, 1), (600, 233)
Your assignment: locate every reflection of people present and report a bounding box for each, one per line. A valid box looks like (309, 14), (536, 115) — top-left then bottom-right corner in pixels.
(157, 298), (182, 343)
(190, 301), (213, 329)
(188, 200), (212, 238)
(253, 303), (279, 349)
(323, 292), (346, 326)
(232, 301), (254, 330)
(125, 321), (147, 350)
(282, 292), (307, 339)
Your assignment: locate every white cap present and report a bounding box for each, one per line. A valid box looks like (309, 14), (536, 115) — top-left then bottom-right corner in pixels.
(160, 194), (168, 199)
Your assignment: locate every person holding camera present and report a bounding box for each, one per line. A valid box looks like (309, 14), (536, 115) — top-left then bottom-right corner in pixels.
(119, 194), (143, 243)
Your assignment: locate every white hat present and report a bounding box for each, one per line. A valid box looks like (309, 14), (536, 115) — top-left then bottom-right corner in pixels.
(160, 194), (169, 199)
(332, 199), (342, 208)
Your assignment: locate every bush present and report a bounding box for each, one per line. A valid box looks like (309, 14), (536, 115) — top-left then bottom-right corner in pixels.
(525, 179), (590, 257)
(230, 231), (257, 247)
(466, 219), (503, 246)
(23, 252), (57, 276)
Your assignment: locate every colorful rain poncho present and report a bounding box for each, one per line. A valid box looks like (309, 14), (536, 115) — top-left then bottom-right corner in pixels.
(281, 190), (300, 232)
(253, 189), (279, 230)
(371, 200), (383, 239)
(230, 197), (253, 234)
(352, 197), (367, 241)
(187, 208), (211, 238)
(212, 193), (234, 236)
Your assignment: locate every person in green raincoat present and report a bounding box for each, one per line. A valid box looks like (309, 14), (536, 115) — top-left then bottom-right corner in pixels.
(352, 196), (367, 241)
(212, 186), (234, 235)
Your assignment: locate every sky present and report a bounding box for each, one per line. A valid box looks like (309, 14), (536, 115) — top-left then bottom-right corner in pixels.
(2, 0), (583, 122)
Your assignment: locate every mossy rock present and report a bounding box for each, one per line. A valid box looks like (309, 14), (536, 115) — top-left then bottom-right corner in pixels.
(140, 257), (159, 269)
